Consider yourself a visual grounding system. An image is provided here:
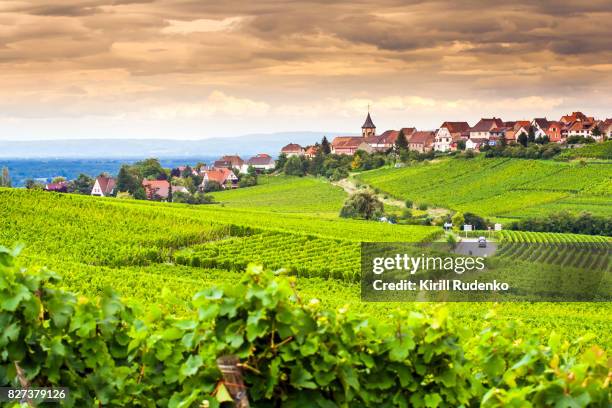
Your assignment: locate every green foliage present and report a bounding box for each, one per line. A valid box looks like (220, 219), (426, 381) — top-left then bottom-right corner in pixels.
(394, 129), (408, 152)
(203, 180), (222, 192)
(173, 192), (214, 205)
(463, 212), (490, 230)
(557, 141), (612, 160)
(211, 175), (346, 216)
(1, 248), (609, 407)
(509, 211), (612, 236)
(339, 191), (384, 220)
(284, 155), (306, 176)
(321, 136), (331, 155)
(175, 231), (361, 281)
(238, 173), (258, 188)
(67, 173), (95, 195)
(356, 157), (612, 219)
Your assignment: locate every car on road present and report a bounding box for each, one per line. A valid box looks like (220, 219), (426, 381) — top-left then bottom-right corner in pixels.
(478, 237), (487, 248)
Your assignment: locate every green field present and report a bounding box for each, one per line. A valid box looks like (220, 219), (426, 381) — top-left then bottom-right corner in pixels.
(557, 140), (612, 160)
(356, 157), (612, 220)
(1, 177), (611, 406)
(0, 187), (609, 344)
(211, 175), (347, 217)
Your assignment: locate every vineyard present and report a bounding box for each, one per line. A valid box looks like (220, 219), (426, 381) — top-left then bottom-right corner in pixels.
(211, 175), (347, 217)
(556, 140), (612, 160)
(1, 181), (611, 406)
(174, 231), (361, 281)
(356, 157), (612, 219)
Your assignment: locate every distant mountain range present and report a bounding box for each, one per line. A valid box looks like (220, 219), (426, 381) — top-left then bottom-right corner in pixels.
(0, 132), (351, 159)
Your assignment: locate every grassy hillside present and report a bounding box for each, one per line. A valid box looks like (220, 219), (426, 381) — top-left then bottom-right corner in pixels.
(356, 157), (612, 220)
(210, 175), (346, 216)
(1, 187), (610, 348)
(557, 140), (612, 160)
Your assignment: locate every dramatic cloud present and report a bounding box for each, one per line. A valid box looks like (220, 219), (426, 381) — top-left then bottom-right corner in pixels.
(0, 0), (610, 140)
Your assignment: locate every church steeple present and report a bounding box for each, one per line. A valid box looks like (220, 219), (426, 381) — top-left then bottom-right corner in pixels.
(362, 108), (376, 137)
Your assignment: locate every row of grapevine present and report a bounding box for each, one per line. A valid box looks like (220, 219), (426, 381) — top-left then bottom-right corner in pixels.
(499, 230), (612, 244)
(1, 247), (609, 407)
(356, 157), (612, 218)
(174, 231), (361, 281)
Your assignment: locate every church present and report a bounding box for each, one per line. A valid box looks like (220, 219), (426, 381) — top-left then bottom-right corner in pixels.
(330, 111), (411, 155)
(330, 111), (377, 155)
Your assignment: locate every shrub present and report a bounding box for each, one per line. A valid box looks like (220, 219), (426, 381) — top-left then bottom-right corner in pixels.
(0, 247), (609, 407)
(418, 203), (428, 211)
(339, 192), (384, 220)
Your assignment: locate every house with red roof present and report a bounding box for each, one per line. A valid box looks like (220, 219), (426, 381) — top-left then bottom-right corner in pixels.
(213, 155), (244, 171)
(408, 131), (436, 153)
(469, 118), (504, 140)
(545, 121), (564, 143)
(331, 136), (372, 155)
(304, 146), (319, 158)
(245, 154), (275, 171)
(45, 181), (68, 193)
(560, 111), (593, 125)
(503, 121), (530, 142)
(142, 179), (170, 201)
(433, 122), (470, 152)
(280, 143), (305, 157)
(91, 176), (116, 197)
(364, 128), (416, 152)
(200, 168), (238, 190)
(599, 119), (612, 139)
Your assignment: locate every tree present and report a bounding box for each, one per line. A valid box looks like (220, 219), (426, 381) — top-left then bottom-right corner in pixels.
(117, 165), (138, 193)
(456, 140), (466, 151)
(69, 174), (94, 195)
(203, 180), (222, 193)
(238, 174), (257, 188)
(517, 133), (528, 147)
(451, 212), (464, 230)
(308, 151), (325, 176)
(51, 176), (66, 184)
(134, 158), (165, 180)
(527, 126), (536, 143)
(0, 167), (11, 187)
(24, 179), (41, 189)
(592, 126), (602, 139)
(464, 212), (489, 230)
(339, 192), (384, 220)
(283, 155), (305, 176)
(394, 130), (408, 152)
(321, 136), (331, 155)
(276, 153), (288, 171)
(351, 154), (363, 170)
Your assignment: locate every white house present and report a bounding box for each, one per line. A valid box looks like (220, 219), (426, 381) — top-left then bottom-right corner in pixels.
(465, 138), (487, 151)
(245, 154), (275, 172)
(433, 122), (470, 152)
(531, 118), (550, 139)
(91, 176), (116, 197)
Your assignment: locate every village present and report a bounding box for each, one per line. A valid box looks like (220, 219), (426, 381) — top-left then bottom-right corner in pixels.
(33, 110), (611, 202)
(282, 110), (612, 156)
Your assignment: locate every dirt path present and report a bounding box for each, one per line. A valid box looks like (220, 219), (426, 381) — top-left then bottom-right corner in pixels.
(334, 176), (452, 217)
(333, 177), (406, 208)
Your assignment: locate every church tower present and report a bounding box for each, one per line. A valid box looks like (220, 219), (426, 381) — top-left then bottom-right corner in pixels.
(362, 109), (376, 137)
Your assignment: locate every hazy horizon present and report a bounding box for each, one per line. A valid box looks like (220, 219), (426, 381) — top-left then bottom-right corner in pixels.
(1, 1), (611, 141)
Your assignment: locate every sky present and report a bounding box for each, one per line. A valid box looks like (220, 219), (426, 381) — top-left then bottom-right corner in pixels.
(1, 0), (611, 141)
